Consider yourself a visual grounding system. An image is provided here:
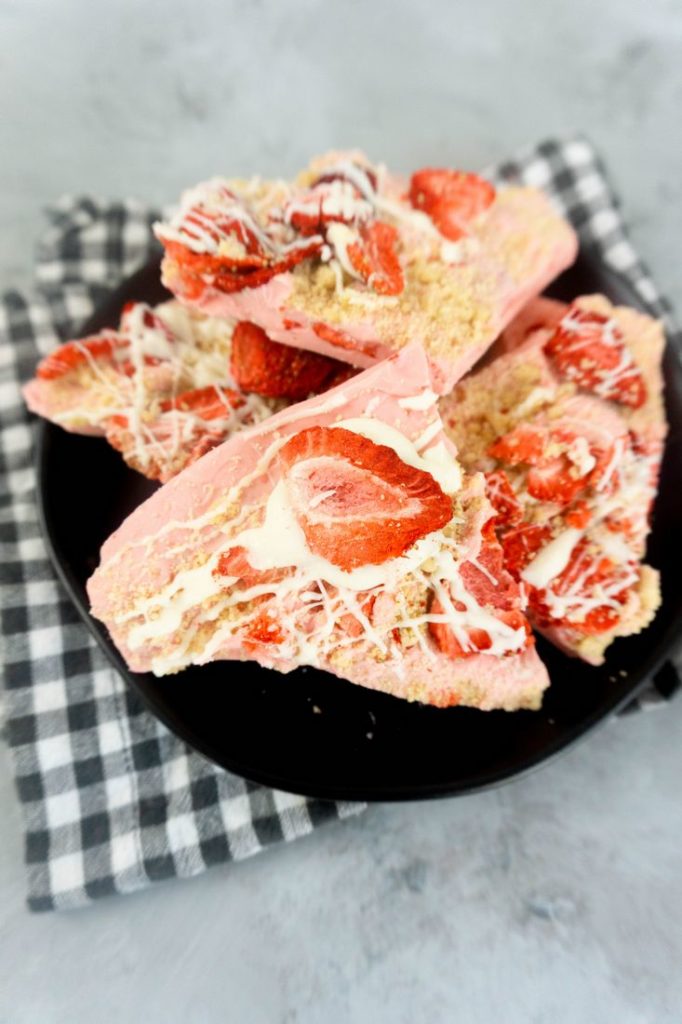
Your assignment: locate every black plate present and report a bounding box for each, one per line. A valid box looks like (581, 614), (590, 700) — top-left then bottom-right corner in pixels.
(36, 252), (682, 801)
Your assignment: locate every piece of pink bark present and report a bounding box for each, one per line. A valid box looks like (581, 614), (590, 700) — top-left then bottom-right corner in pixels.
(440, 295), (667, 665)
(88, 343), (549, 711)
(160, 169), (578, 395)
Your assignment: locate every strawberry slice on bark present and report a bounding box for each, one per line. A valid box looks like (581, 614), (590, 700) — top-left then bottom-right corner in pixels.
(499, 523), (553, 578)
(529, 539), (631, 636)
(230, 321), (349, 399)
(346, 221), (404, 296)
(282, 180), (373, 236)
(525, 458), (587, 505)
(105, 385), (245, 482)
(213, 546), (291, 589)
(485, 469), (523, 528)
(36, 331), (128, 380)
(278, 426), (452, 571)
(158, 183), (323, 297)
(36, 301), (181, 383)
(165, 239), (322, 297)
(544, 305), (647, 409)
(408, 169), (496, 241)
(159, 385), (244, 419)
(429, 521), (532, 658)
(489, 423), (604, 507)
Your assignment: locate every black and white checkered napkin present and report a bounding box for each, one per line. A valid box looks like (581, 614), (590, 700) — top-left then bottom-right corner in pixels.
(1, 137), (679, 912)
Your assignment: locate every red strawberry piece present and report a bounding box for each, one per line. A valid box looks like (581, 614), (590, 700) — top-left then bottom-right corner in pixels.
(160, 385), (244, 420)
(242, 610), (286, 650)
(485, 470), (523, 527)
(215, 239), (323, 291)
(36, 331), (128, 380)
(428, 598), (493, 659)
(408, 169), (496, 241)
(460, 542), (525, 614)
(553, 542), (613, 598)
(283, 181), (373, 236)
(577, 605), (622, 633)
(488, 424), (548, 467)
(500, 523), (553, 578)
(346, 221), (404, 296)
(526, 457), (587, 505)
(490, 425), (594, 507)
(544, 305), (647, 409)
(160, 188), (278, 270)
(531, 540), (630, 636)
(230, 322), (345, 399)
(430, 515), (532, 659)
(587, 438), (626, 495)
(311, 322), (384, 359)
(564, 499), (592, 529)
(278, 426), (452, 571)
(166, 236), (322, 293)
(321, 363), (360, 390)
(105, 386), (244, 481)
(213, 546), (290, 588)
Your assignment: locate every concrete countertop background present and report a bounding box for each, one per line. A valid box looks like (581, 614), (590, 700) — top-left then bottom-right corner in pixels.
(1, 1), (681, 1021)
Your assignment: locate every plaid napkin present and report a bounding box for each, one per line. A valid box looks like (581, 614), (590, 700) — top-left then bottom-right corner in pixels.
(0, 136), (679, 913)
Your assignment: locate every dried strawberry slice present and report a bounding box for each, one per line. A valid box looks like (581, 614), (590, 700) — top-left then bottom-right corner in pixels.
(346, 221), (404, 296)
(160, 385), (244, 419)
(499, 523), (553, 578)
(230, 322), (345, 399)
(213, 546), (290, 588)
(530, 539), (631, 635)
(278, 426), (452, 571)
(408, 169), (496, 241)
(283, 181), (373, 236)
(105, 386), (244, 482)
(242, 610), (286, 650)
(429, 605), (530, 659)
(36, 301), (182, 382)
(160, 184), (324, 295)
(311, 322), (384, 359)
(489, 424), (595, 507)
(544, 306), (647, 409)
(214, 240), (322, 291)
(36, 331), (127, 380)
(485, 470), (523, 527)
(166, 236), (322, 293)
(587, 437), (627, 496)
(159, 187), (278, 270)
(526, 457), (587, 505)
(564, 499), (592, 529)
(429, 524), (531, 659)
(428, 599), (492, 659)
(488, 424), (548, 467)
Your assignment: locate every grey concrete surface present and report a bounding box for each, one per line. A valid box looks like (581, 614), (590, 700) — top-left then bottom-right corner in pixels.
(1, 0), (681, 1021)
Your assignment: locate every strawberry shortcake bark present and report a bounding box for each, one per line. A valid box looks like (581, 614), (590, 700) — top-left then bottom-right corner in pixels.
(23, 300), (350, 482)
(154, 152), (578, 393)
(87, 343), (549, 711)
(439, 295), (666, 664)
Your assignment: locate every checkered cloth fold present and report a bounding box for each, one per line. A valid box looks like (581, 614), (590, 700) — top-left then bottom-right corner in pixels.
(0, 136), (679, 912)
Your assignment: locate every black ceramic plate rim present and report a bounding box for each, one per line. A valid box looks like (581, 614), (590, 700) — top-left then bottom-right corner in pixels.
(34, 258), (682, 802)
